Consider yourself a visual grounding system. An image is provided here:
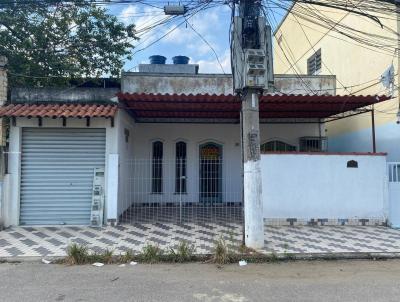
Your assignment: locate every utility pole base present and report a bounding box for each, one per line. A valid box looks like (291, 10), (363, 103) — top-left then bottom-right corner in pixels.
(244, 160), (264, 249)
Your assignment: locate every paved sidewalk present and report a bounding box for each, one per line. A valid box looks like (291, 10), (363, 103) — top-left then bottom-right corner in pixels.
(1, 224), (400, 258)
(262, 226), (400, 254)
(0, 222), (242, 257)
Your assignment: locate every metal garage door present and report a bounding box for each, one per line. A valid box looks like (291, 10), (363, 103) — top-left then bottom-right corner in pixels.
(20, 128), (106, 225)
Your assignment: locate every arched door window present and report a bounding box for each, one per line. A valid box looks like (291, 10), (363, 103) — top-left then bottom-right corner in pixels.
(261, 140), (296, 153)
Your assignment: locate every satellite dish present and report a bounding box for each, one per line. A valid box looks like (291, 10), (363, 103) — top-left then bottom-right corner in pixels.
(381, 64), (394, 90)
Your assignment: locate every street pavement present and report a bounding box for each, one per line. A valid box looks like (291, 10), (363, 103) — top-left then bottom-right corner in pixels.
(1, 260), (400, 301)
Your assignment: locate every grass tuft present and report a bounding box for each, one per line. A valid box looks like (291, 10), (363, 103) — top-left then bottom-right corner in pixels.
(213, 237), (230, 265)
(169, 241), (196, 263)
(140, 243), (163, 264)
(66, 243), (89, 265)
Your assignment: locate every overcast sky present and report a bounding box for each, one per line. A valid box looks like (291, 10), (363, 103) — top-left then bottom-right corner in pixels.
(107, 3), (284, 74)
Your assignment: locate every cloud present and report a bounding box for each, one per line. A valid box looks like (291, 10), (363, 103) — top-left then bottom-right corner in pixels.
(192, 50), (232, 74)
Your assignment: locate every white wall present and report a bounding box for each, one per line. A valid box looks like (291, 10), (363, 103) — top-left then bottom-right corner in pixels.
(3, 117), (116, 226)
(261, 153), (389, 221)
(115, 110), (135, 217)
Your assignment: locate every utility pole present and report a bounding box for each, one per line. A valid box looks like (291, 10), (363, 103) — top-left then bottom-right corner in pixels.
(232, 0), (274, 249)
(396, 1), (400, 124)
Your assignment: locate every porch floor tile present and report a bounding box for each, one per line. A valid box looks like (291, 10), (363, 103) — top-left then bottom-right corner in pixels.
(1, 225), (400, 258)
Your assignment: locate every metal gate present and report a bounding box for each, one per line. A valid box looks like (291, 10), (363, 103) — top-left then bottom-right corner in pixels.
(388, 162), (400, 228)
(20, 128), (106, 225)
(119, 158), (243, 224)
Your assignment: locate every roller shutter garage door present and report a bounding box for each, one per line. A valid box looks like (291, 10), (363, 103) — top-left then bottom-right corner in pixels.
(20, 128), (106, 225)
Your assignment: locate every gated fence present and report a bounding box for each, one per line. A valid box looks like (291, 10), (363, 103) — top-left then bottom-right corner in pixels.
(118, 159), (243, 225)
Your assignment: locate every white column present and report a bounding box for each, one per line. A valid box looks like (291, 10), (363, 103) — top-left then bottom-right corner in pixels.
(106, 153), (119, 224)
(4, 126), (21, 226)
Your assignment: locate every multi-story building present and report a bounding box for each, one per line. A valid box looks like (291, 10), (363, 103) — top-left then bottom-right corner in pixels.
(273, 2), (400, 161)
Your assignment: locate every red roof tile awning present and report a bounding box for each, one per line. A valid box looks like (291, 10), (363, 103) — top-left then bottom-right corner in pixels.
(117, 92), (389, 122)
(0, 103), (117, 118)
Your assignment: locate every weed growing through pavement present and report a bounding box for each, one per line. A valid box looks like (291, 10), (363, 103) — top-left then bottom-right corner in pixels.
(140, 243), (163, 264)
(169, 241), (196, 263)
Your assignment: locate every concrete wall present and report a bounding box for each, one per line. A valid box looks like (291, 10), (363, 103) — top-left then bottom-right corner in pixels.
(11, 88), (120, 103)
(121, 72), (336, 95)
(3, 117), (117, 226)
(329, 122), (400, 162)
(274, 74), (336, 95)
(115, 110), (135, 218)
(261, 153), (389, 224)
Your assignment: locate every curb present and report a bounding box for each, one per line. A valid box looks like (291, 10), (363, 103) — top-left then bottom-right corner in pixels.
(2, 252), (400, 264)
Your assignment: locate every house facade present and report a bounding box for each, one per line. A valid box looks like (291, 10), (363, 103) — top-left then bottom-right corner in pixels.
(0, 58), (392, 235)
(273, 2), (399, 162)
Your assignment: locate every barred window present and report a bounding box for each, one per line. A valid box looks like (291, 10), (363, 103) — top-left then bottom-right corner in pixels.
(152, 141), (163, 193)
(307, 49), (322, 75)
(175, 141), (187, 193)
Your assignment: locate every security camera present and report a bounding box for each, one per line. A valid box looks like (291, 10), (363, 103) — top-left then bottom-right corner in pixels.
(397, 111), (400, 124)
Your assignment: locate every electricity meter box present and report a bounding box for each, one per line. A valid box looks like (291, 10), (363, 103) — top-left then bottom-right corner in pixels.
(232, 16), (274, 91)
(90, 168), (105, 227)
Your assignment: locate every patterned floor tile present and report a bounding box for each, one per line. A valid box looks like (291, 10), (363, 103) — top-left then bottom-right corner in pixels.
(2, 225), (400, 257)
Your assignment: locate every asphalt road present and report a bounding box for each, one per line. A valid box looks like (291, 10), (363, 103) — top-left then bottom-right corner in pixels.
(1, 260), (400, 302)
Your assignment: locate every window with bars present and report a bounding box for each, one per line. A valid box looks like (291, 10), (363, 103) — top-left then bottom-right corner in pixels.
(260, 140), (296, 153)
(151, 141), (163, 193)
(299, 137), (327, 152)
(175, 141), (187, 194)
(307, 49), (322, 75)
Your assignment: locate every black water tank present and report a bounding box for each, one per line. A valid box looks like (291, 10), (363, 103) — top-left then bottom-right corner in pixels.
(149, 55), (167, 64)
(172, 56), (190, 65)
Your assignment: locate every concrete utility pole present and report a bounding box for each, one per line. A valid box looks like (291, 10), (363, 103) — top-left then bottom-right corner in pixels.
(396, 1), (400, 124)
(232, 0), (274, 249)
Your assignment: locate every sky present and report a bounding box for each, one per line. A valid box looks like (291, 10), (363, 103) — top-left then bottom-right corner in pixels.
(106, 2), (285, 74)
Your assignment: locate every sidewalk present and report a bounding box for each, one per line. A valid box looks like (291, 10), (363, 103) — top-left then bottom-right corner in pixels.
(1, 224), (400, 258)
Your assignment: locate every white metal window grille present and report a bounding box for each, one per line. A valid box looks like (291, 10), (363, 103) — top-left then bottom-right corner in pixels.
(299, 136), (327, 152)
(307, 49), (322, 75)
(152, 141), (163, 193)
(260, 140), (296, 152)
(175, 141), (187, 193)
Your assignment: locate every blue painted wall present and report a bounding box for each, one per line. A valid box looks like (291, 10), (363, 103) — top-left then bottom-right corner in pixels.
(329, 122), (400, 162)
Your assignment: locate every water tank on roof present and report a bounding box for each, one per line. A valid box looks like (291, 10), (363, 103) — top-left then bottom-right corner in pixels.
(172, 56), (190, 65)
(149, 55), (167, 64)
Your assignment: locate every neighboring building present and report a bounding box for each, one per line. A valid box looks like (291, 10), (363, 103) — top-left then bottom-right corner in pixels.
(0, 58), (390, 230)
(273, 2), (400, 161)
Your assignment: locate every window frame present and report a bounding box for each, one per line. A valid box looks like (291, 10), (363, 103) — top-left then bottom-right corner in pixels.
(151, 141), (163, 194)
(260, 140), (297, 153)
(175, 141), (187, 194)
